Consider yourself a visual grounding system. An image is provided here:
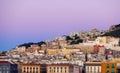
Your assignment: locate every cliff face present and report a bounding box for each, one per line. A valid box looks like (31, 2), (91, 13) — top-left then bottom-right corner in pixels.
(103, 24), (120, 37)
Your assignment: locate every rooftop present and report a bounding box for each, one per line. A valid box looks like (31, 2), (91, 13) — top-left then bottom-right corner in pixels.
(0, 61), (10, 64)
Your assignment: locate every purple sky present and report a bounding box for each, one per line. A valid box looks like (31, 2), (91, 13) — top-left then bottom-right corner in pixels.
(0, 0), (120, 51)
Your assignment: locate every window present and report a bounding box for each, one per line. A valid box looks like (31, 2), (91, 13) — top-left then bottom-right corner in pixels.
(94, 66), (96, 71)
(24, 70), (26, 73)
(27, 67), (29, 71)
(106, 64), (110, 68)
(61, 67), (62, 70)
(30, 67), (32, 70)
(106, 70), (110, 73)
(36, 70), (38, 73)
(36, 67), (38, 70)
(57, 67), (59, 72)
(61, 67), (62, 72)
(111, 69), (115, 73)
(24, 67), (26, 70)
(6, 71), (9, 73)
(112, 64), (115, 68)
(65, 67), (66, 73)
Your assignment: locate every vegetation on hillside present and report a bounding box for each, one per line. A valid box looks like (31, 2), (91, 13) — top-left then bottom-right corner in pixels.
(18, 41), (46, 48)
(103, 24), (120, 38)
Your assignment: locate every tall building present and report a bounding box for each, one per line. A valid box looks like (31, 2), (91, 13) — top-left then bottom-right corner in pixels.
(0, 61), (18, 73)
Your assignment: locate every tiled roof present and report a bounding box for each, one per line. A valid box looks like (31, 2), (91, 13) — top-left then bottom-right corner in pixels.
(0, 61), (10, 64)
(0, 54), (6, 56)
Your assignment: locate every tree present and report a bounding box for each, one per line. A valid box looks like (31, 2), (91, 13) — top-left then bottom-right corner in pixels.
(66, 36), (73, 40)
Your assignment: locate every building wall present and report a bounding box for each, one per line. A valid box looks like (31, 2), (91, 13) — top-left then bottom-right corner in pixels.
(47, 65), (69, 73)
(0, 61), (18, 73)
(61, 48), (80, 54)
(93, 45), (104, 54)
(16, 46), (26, 53)
(85, 62), (101, 73)
(22, 64), (40, 73)
(46, 49), (58, 55)
(86, 65), (101, 73)
(10, 64), (18, 73)
(0, 64), (10, 73)
(101, 62), (117, 73)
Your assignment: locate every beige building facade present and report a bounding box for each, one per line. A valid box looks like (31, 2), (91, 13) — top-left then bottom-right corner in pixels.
(85, 62), (101, 73)
(22, 64), (40, 73)
(47, 64), (71, 73)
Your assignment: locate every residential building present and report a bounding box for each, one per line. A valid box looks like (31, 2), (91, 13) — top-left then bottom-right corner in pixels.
(15, 46), (26, 53)
(117, 62), (120, 73)
(46, 49), (59, 55)
(95, 36), (119, 46)
(85, 62), (101, 73)
(112, 58), (120, 73)
(40, 64), (47, 73)
(0, 61), (18, 73)
(93, 45), (104, 54)
(61, 48), (80, 54)
(22, 64), (40, 73)
(0, 54), (9, 60)
(58, 40), (67, 47)
(101, 62), (117, 73)
(47, 64), (73, 73)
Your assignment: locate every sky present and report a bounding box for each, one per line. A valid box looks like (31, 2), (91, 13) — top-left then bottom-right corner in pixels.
(0, 0), (120, 51)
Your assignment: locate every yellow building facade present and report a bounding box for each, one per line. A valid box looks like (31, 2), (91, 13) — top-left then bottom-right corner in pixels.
(61, 48), (80, 54)
(22, 64), (40, 73)
(46, 48), (80, 55)
(46, 49), (58, 55)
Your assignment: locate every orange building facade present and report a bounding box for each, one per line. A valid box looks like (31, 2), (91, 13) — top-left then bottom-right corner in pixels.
(101, 62), (117, 73)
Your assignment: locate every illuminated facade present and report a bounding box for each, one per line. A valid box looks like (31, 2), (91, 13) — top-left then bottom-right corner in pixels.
(85, 62), (101, 73)
(101, 62), (117, 73)
(22, 64), (40, 73)
(47, 64), (73, 73)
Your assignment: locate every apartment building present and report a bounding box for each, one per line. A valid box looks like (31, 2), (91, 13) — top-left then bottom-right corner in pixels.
(101, 62), (117, 73)
(22, 64), (40, 73)
(0, 61), (18, 73)
(85, 62), (101, 73)
(47, 64), (73, 73)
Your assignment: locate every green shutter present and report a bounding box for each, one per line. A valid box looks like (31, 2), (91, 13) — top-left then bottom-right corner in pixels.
(112, 64), (115, 68)
(111, 69), (115, 73)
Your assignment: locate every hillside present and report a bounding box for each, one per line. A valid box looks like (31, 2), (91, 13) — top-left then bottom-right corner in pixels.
(103, 24), (120, 37)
